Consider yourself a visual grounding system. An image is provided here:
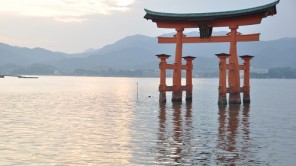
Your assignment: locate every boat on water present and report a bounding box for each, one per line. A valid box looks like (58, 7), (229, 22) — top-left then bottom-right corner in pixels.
(17, 75), (39, 79)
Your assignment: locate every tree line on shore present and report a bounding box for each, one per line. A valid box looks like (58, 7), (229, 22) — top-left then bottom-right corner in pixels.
(1, 66), (295, 79)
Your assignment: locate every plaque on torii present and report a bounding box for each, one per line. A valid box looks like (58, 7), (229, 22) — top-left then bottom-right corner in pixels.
(144, 0), (279, 104)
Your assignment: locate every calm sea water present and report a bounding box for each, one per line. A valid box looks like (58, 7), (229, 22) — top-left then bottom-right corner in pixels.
(0, 76), (295, 165)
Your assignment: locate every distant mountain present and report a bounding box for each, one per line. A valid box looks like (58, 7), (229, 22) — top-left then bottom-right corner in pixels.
(237, 38), (296, 68)
(0, 43), (69, 66)
(0, 32), (296, 76)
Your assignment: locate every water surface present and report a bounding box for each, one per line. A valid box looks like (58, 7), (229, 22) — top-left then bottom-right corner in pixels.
(0, 76), (295, 165)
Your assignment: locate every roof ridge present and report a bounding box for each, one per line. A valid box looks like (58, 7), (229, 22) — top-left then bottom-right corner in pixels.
(144, 0), (280, 18)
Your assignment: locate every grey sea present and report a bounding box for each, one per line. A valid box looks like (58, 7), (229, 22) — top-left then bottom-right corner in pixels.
(0, 76), (295, 165)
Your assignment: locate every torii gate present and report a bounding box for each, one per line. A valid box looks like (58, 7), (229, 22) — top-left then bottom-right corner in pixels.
(144, 0), (279, 104)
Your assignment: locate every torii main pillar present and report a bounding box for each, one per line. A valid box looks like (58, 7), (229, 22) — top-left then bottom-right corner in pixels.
(144, 0), (279, 103)
(172, 28), (184, 102)
(228, 26), (241, 104)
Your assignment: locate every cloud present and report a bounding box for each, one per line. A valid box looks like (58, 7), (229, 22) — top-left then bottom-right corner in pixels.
(0, 0), (136, 22)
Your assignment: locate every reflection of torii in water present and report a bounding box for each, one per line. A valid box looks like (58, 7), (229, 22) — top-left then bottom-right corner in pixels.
(216, 104), (251, 165)
(144, 0), (279, 104)
(156, 102), (193, 165)
(156, 102), (255, 165)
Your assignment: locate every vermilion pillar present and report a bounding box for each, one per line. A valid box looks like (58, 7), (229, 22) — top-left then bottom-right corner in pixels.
(183, 56), (196, 101)
(216, 53), (230, 105)
(228, 26), (241, 104)
(172, 28), (184, 102)
(156, 54), (171, 102)
(240, 55), (254, 104)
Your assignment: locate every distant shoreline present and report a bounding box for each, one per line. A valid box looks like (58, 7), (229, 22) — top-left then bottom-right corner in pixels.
(1, 74), (295, 79)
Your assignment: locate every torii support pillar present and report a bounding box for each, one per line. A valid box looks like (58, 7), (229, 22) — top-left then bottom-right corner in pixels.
(183, 56), (196, 101)
(156, 54), (171, 102)
(156, 54), (196, 102)
(240, 55), (254, 104)
(216, 53), (229, 105)
(216, 53), (254, 104)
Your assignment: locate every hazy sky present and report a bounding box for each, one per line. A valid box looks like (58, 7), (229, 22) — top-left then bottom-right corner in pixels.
(0, 0), (294, 53)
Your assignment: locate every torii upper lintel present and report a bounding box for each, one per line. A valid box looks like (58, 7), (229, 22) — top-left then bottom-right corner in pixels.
(144, 0), (279, 30)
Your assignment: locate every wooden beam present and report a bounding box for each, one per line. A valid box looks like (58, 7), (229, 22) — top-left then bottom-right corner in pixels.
(237, 33), (260, 41)
(165, 64), (175, 69)
(158, 33), (260, 44)
(163, 85), (188, 92)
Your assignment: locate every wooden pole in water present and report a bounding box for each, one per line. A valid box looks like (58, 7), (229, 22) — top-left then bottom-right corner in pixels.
(137, 81), (139, 100)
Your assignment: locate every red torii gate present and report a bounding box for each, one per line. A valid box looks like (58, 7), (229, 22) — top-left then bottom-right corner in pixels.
(144, 0), (279, 104)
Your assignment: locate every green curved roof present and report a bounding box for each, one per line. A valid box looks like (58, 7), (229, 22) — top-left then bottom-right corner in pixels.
(144, 0), (279, 21)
